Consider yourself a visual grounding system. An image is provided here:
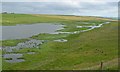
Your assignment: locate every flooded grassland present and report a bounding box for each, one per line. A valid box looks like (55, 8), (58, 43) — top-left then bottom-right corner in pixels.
(1, 14), (118, 70)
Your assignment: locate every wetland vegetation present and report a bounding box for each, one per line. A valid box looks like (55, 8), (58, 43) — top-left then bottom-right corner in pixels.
(1, 14), (118, 70)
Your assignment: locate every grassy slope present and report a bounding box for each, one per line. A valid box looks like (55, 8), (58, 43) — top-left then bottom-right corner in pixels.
(2, 14), (66, 26)
(2, 14), (111, 26)
(1, 14), (118, 70)
(2, 21), (118, 70)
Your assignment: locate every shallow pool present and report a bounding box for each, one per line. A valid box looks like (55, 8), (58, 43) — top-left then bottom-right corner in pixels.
(1, 23), (64, 40)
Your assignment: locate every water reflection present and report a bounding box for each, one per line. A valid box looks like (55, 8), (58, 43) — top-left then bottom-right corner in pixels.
(54, 39), (67, 42)
(2, 21), (110, 63)
(57, 22), (110, 34)
(1, 23), (64, 40)
(27, 52), (35, 54)
(3, 54), (25, 63)
(2, 39), (45, 63)
(2, 39), (45, 52)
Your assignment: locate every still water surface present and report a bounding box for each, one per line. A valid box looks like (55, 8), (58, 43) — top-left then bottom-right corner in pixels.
(1, 23), (64, 40)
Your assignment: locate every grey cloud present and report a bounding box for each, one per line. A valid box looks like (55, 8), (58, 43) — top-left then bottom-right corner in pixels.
(2, 2), (118, 17)
(78, 2), (118, 11)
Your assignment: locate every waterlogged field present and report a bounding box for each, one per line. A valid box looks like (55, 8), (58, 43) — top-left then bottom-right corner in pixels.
(1, 14), (118, 70)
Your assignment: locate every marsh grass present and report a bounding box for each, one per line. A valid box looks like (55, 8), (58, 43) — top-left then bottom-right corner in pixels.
(1, 14), (118, 70)
(31, 33), (69, 40)
(1, 39), (28, 46)
(2, 21), (118, 70)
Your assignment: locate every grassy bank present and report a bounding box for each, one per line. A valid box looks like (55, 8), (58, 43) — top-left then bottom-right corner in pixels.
(1, 14), (118, 70)
(2, 20), (118, 70)
(1, 39), (28, 47)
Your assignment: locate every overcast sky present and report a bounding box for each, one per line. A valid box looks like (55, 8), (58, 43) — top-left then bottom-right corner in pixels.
(1, 0), (119, 17)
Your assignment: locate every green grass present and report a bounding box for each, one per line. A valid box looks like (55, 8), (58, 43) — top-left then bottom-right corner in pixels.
(2, 14), (110, 26)
(2, 21), (118, 70)
(1, 39), (28, 46)
(0, 51), (1, 66)
(2, 14), (66, 26)
(1, 14), (118, 70)
(57, 26), (90, 32)
(31, 33), (69, 40)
